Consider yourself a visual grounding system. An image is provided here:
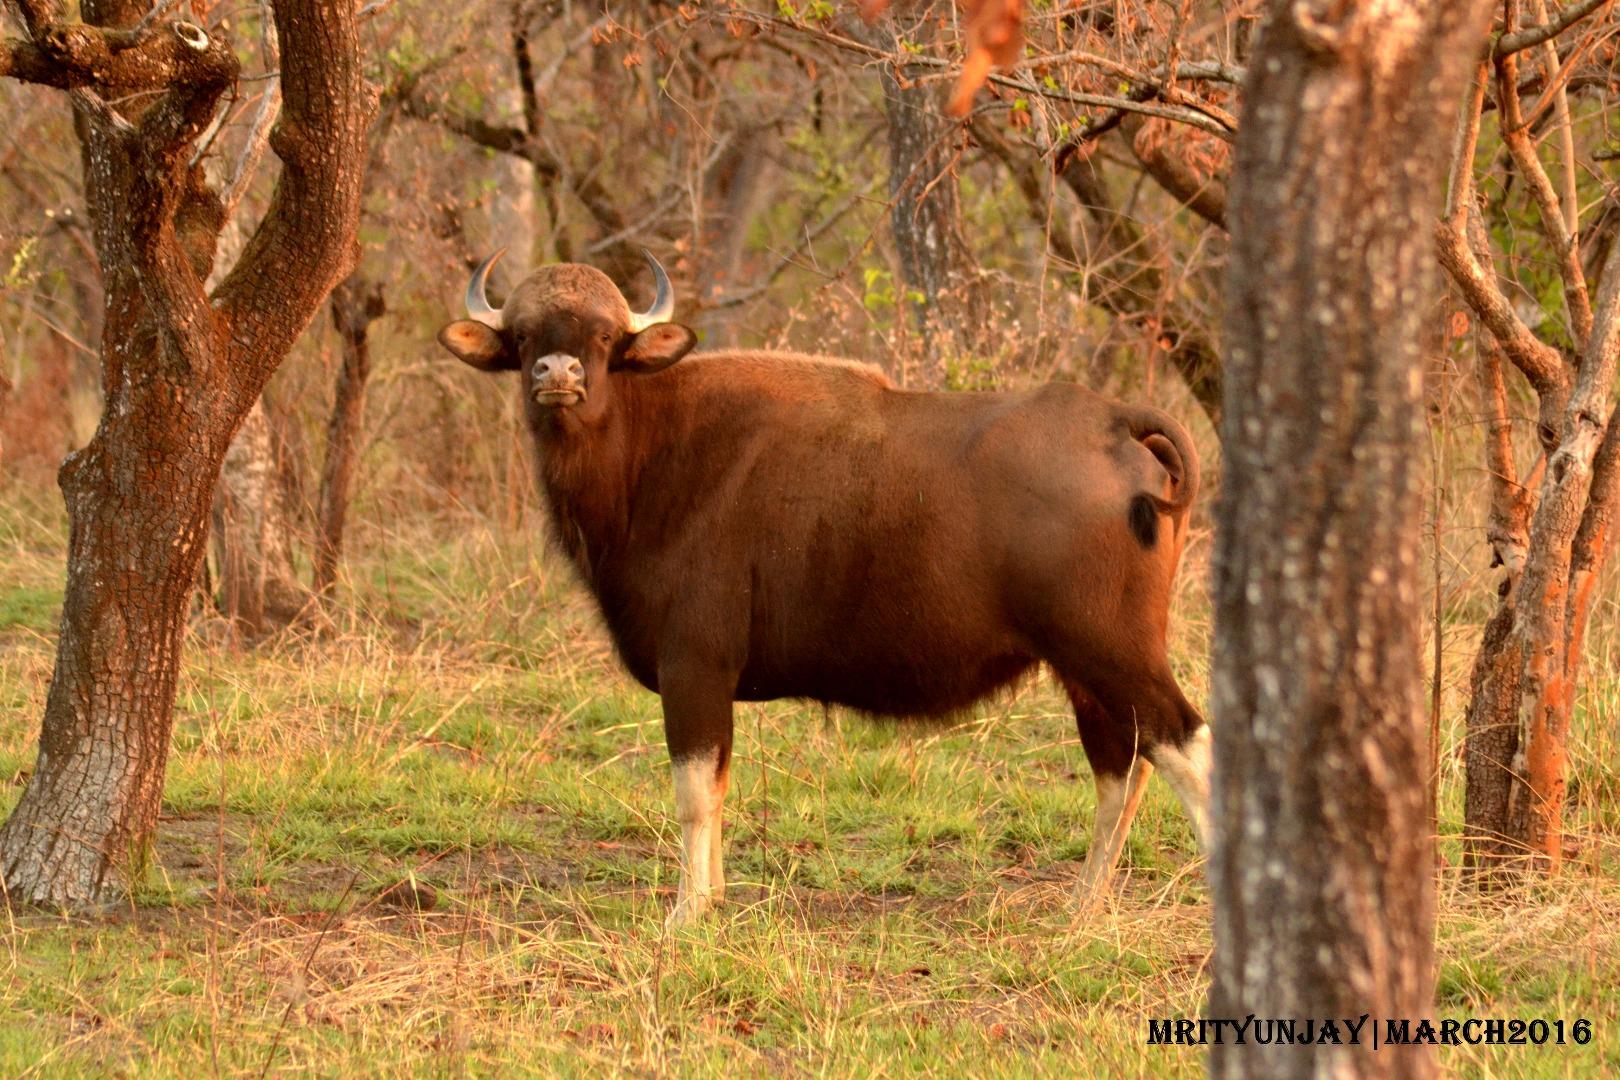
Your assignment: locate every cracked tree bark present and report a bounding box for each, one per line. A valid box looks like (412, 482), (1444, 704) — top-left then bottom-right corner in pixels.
(0, 0), (372, 907)
(1209, 2), (1495, 1077)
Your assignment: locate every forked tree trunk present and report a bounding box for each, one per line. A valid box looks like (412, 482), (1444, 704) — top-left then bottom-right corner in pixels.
(1441, 9), (1620, 874)
(314, 273), (385, 597)
(0, 0), (371, 907)
(1209, 3), (1495, 1077)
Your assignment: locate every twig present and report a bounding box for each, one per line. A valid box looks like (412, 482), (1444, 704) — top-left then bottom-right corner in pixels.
(1497, 3), (1593, 349)
(703, 184), (879, 310)
(1494, 0), (1614, 57)
(717, 10), (1236, 140)
(255, 869), (361, 1080)
(217, 8), (281, 221)
(67, 87), (136, 137)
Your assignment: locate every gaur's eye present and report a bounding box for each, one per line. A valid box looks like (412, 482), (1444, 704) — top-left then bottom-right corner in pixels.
(600, 332), (612, 344)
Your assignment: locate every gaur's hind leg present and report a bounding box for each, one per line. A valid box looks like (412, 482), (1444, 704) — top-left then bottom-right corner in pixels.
(659, 663), (735, 927)
(1144, 689), (1211, 852)
(1066, 681), (1153, 904)
(1093, 670), (1212, 855)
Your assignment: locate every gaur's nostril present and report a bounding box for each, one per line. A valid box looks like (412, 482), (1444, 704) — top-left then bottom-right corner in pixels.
(568, 359), (583, 377)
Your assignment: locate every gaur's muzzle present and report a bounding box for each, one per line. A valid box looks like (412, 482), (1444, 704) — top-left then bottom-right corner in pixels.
(532, 353), (585, 406)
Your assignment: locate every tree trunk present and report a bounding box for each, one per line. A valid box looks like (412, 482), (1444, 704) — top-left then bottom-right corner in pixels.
(1463, 330), (1534, 872)
(0, 370), (222, 903)
(870, 8), (985, 380)
(0, 361), (10, 470)
(213, 398), (308, 634)
(0, 0), (372, 907)
(314, 274), (384, 597)
(209, 189), (309, 637)
(1209, 4), (1494, 1078)
(1438, 6), (1620, 875)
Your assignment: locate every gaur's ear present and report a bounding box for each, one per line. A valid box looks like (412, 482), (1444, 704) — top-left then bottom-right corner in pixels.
(438, 320), (518, 371)
(614, 323), (696, 373)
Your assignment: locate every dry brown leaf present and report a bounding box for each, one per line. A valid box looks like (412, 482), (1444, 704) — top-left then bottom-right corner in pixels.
(858, 0), (894, 22)
(947, 0), (1025, 117)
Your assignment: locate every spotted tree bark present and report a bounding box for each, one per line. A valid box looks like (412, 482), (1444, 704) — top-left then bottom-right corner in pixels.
(1209, 3), (1495, 1078)
(0, 0), (372, 906)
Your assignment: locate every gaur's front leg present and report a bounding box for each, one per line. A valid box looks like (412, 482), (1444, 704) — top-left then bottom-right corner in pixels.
(659, 662), (735, 927)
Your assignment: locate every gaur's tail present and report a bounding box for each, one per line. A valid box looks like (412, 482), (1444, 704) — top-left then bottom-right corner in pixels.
(1122, 406), (1200, 549)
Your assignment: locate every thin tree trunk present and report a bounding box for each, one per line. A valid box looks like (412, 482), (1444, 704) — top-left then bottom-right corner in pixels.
(1463, 335), (1533, 871)
(869, 8), (985, 379)
(207, 77), (309, 638)
(1209, 4), (1495, 1078)
(213, 399), (308, 634)
(314, 274), (384, 597)
(0, 361), (10, 469)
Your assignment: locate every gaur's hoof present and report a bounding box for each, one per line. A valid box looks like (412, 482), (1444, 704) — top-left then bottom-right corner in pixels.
(665, 895), (714, 928)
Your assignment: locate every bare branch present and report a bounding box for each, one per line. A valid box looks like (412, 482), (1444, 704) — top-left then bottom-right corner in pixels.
(1444, 62), (1489, 226)
(1494, 0), (1614, 57)
(130, 0), (189, 40)
(510, 0), (539, 138)
(1435, 213), (1565, 396)
(1497, 10), (1593, 348)
(1, 17), (220, 91)
(1119, 112), (1227, 230)
(703, 187), (877, 310)
(396, 84), (633, 247)
(719, 10), (1237, 140)
(67, 84), (136, 137)
(217, 9), (280, 222)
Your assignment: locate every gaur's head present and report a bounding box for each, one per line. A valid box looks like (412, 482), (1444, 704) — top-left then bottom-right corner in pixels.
(436, 250), (697, 425)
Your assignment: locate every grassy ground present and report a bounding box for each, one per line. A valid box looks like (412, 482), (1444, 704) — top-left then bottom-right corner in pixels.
(1, 488), (1618, 1078)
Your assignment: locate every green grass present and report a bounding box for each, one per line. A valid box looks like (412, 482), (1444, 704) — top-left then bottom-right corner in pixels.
(0, 492), (1618, 1077)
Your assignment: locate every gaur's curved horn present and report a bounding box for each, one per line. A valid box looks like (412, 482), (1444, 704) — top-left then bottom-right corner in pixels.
(626, 250), (675, 332)
(464, 248), (507, 329)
